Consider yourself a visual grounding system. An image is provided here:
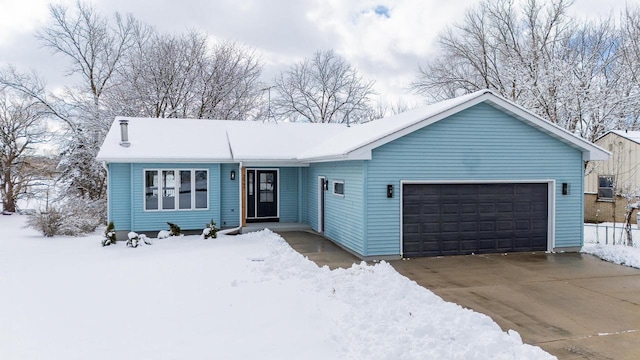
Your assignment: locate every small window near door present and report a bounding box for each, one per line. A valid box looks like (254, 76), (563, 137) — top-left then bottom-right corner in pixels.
(598, 175), (614, 200)
(333, 180), (345, 197)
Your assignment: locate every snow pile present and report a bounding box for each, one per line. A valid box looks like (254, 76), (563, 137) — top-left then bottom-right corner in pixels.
(582, 243), (640, 269)
(257, 232), (552, 360)
(0, 215), (553, 360)
(583, 223), (640, 269)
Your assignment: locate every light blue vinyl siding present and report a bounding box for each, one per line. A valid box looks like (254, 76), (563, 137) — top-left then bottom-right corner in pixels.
(279, 167), (299, 222)
(129, 163), (220, 232)
(107, 163), (131, 231)
(307, 161), (366, 255)
(220, 163), (240, 228)
(366, 103), (584, 256)
(298, 167), (308, 224)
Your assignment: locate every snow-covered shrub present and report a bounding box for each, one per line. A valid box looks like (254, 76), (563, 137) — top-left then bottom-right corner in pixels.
(126, 232), (139, 248)
(126, 232), (152, 248)
(26, 208), (64, 237)
(26, 196), (106, 237)
(157, 230), (170, 239)
(167, 222), (181, 236)
(140, 234), (152, 245)
(102, 221), (116, 246)
(202, 219), (218, 239)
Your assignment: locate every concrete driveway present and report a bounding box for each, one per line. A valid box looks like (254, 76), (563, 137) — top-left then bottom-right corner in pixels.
(390, 252), (640, 360)
(278, 231), (640, 359)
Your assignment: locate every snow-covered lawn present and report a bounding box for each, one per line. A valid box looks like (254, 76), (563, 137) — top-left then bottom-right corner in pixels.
(0, 214), (553, 360)
(583, 223), (640, 269)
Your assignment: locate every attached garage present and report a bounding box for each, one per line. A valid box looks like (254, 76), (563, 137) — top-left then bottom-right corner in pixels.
(402, 182), (551, 257)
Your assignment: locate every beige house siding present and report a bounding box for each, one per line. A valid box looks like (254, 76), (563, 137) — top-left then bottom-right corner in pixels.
(585, 193), (639, 224)
(585, 131), (640, 223)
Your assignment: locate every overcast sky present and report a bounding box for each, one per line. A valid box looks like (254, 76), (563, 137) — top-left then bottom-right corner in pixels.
(0, 0), (634, 106)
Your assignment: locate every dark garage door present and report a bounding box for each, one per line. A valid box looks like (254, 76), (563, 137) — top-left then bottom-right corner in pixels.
(402, 183), (548, 257)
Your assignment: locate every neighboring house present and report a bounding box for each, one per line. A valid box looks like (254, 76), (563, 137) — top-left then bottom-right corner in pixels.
(96, 90), (608, 259)
(585, 130), (640, 224)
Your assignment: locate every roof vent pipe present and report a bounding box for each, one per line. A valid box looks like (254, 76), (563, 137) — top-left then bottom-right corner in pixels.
(119, 119), (130, 147)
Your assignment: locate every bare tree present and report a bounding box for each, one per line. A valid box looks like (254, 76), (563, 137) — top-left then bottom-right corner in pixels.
(110, 31), (263, 120)
(273, 50), (376, 123)
(618, 7), (640, 130)
(38, 1), (138, 131)
(35, 1), (138, 201)
(0, 89), (49, 213)
(411, 0), (633, 140)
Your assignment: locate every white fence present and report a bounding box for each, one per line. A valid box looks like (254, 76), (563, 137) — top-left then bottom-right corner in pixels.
(584, 223), (640, 247)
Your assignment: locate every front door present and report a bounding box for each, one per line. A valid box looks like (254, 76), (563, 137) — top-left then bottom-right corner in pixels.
(246, 169), (278, 222)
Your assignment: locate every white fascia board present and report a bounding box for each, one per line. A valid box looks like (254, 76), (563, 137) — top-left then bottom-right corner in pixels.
(300, 150), (372, 163)
(97, 157), (237, 164)
(241, 161), (310, 167)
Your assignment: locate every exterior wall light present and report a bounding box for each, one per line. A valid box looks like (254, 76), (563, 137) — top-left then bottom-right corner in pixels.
(230, 170), (236, 181)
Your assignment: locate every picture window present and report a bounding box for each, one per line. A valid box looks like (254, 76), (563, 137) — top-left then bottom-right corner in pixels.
(145, 169), (208, 210)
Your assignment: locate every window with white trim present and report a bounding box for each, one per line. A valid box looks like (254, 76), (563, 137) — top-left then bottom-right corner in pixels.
(145, 169), (208, 210)
(333, 180), (344, 197)
(598, 175), (614, 200)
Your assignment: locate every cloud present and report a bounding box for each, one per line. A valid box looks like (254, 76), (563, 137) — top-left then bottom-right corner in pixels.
(1, 0), (634, 105)
(304, 0), (483, 102)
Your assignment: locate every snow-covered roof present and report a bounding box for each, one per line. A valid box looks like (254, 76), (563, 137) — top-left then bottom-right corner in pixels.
(97, 90), (609, 164)
(96, 117), (345, 164)
(599, 130), (640, 146)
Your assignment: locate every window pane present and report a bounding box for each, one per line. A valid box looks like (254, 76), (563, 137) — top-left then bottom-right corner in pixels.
(145, 170), (158, 210)
(248, 172), (254, 196)
(598, 175), (614, 199)
(598, 188), (614, 199)
(179, 170), (192, 209)
(162, 170), (176, 210)
(599, 176), (614, 188)
(259, 172), (274, 203)
(195, 170), (208, 209)
(334, 181), (344, 195)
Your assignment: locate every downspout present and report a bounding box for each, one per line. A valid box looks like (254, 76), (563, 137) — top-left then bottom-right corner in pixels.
(101, 161), (109, 225)
(238, 161), (243, 230)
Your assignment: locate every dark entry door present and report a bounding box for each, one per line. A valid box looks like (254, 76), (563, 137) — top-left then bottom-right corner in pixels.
(402, 183), (548, 257)
(246, 169), (278, 221)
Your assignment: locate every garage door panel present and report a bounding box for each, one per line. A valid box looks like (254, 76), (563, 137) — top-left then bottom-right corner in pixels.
(442, 240), (460, 251)
(497, 220), (513, 231)
(460, 221), (477, 232)
(402, 183), (548, 257)
(515, 202), (531, 212)
(515, 220), (531, 231)
(460, 240), (478, 251)
(532, 236), (547, 247)
(420, 204), (439, 214)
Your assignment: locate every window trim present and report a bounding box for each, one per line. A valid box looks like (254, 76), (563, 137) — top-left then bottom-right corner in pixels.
(332, 180), (345, 197)
(597, 175), (615, 201)
(144, 168), (209, 211)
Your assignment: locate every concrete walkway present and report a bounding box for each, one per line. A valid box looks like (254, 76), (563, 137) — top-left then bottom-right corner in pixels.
(277, 231), (640, 359)
(275, 231), (361, 269)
